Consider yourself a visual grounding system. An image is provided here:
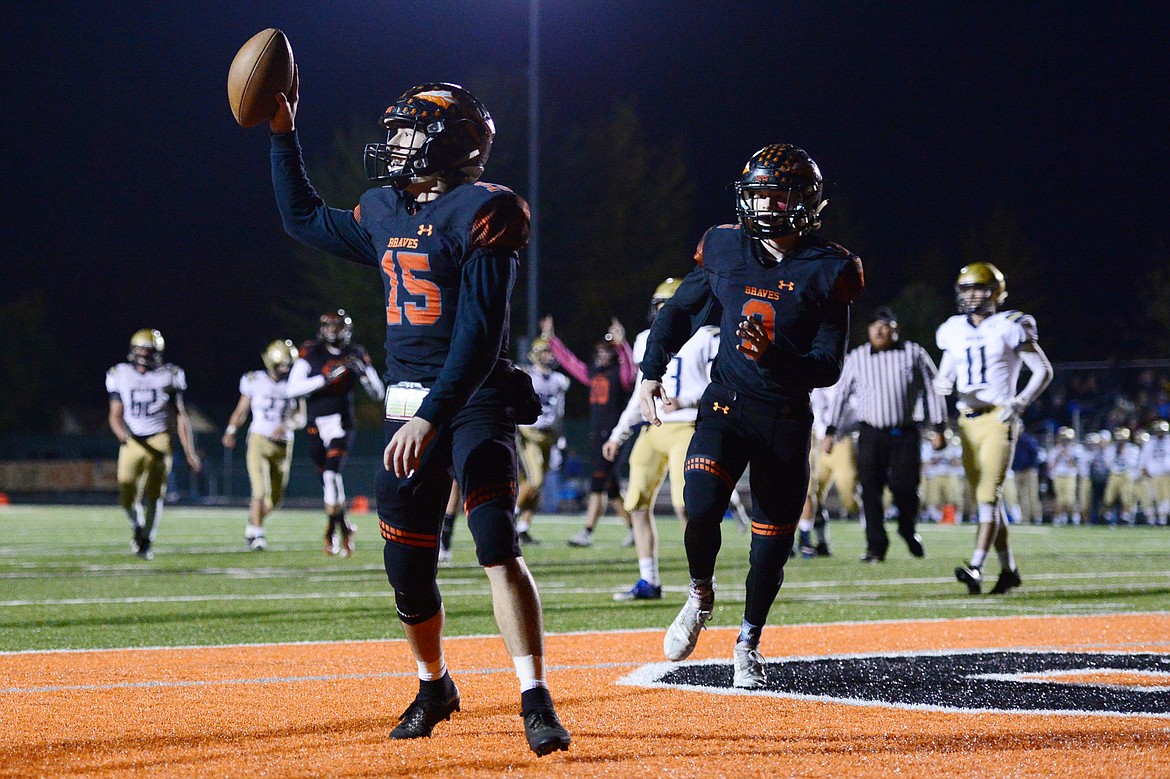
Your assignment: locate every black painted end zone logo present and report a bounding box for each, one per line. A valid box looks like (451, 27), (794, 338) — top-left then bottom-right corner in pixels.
(619, 651), (1170, 717)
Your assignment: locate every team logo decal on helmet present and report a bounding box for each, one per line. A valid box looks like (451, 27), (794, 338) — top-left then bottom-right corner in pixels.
(364, 82), (495, 189)
(318, 310), (353, 348)
(128, 328), (165, 369)
(955, 262), (1007, 315)
(734, 144), (826, 239)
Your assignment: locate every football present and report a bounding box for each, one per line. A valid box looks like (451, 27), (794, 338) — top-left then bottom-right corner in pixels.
(227, 28), (294, 128)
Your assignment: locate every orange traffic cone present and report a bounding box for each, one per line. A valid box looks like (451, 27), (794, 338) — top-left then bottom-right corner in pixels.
(351, 495), (370, 514)
(941, 504), (956, 525)
(0, 493), (9, 506)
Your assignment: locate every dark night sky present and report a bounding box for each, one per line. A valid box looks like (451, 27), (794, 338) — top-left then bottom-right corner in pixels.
(3, 1), (1169, 421)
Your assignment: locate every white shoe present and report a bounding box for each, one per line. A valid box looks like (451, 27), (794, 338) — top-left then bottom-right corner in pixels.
(437, 545), (452, 564)
(567, 528), (593, 547)
(247, 534), (267, 551)
(733, 641), (767, 689)
(663, 596), (713, 661)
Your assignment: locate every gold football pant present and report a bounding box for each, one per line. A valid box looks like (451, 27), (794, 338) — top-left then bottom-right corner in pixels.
(246, 433), (294, 509)
(1052, 474), (1078, 511)
(1103, 473), (1134, 514)
(957, 411), (1017, 506)
(808, 434), (859, 514)
(117, 432), (172, 511)
(517, 426), (557, 511)
(624, 421), (695, 513)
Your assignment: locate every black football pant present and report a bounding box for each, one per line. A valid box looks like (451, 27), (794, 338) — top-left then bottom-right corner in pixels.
(856, 423), (922, 558)
(682, 382), (811, 629)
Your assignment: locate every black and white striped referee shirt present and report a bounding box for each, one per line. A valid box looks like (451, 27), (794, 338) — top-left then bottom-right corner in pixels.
(825, 341), (947, 431)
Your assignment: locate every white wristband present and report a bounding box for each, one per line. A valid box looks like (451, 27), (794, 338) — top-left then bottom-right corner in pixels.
(225, 424), (238, 435)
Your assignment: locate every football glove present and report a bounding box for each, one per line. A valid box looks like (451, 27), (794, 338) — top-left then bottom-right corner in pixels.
(995, 397), (1026, 423)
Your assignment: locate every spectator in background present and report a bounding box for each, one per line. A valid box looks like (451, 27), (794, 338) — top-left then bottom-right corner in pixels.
(543, 315), (638, 548)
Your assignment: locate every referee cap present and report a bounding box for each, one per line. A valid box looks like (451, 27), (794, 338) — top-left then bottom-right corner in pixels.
(869, 306), (898, 326)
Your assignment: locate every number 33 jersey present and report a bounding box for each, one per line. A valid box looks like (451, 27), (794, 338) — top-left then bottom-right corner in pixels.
(105, 362), (186, 437)
(935, 310), (1038, 410)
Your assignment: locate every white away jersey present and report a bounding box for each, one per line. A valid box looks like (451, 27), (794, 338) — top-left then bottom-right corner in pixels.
(239, 371), (300, 442)
(105, 362), (186, 437)
(1048, 442), (1086, 478)
(523, 367), (571, 432)
(1139, 435), (1170, 477)
(936, 310), (1038, 411)
(608, 326), (719, 444)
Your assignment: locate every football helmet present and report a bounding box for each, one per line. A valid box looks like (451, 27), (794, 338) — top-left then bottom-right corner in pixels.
(1057, 426), (1076, 442)
(528, 336), (553, 366)
(1112, 426), (1131, 443)
(262, 339), (298, 380)
(733, 144), (825, 239)
(649, 277), (682, 322)
(955, 262), (1007, 315)
(1149, 419), (1170, 436)
(128, 328), (165, 369)
(364, 82), (495, 189)
(319, 310), (353, 348)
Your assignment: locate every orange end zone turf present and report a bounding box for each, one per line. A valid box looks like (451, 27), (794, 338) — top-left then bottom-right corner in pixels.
(2, 614), (1168, 777)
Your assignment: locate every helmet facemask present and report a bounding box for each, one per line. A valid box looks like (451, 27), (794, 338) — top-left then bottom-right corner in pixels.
(263, 340), (297, 380)
(318, 312), (353, 348)
(733, 144), (825, 240)
(128, 329), (164, 369)
(364, 83), (494, 190)
(955, 283), (999, 316)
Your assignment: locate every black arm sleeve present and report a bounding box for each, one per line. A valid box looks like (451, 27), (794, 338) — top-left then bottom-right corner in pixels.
(415, 248), (516, 427)
(639, 266), (720, 381)
(270, 131), (378, 266)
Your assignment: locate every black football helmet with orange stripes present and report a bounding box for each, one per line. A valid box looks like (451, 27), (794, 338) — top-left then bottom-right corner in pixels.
(318, 310), (352, 348)
(733, 144), (826, 239)
(364, 82), (495, 189)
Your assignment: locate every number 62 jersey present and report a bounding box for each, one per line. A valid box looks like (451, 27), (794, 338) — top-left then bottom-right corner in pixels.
(935, 310), (1038, 411)
(105, 362), (187, 437)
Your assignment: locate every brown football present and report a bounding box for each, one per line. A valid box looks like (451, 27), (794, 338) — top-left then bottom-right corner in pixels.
(227, 28), (294, 128)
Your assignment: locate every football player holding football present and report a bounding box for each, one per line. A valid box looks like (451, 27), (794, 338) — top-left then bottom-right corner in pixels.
(106, 329), (203, 559)
(935, 262), (1053, 595)
(639, 144), (864, 688)
(604, 278), (720, 601)
(267, 76), (569, 755)
(222, 339), (306, 550)
(286, 310), (384, 557)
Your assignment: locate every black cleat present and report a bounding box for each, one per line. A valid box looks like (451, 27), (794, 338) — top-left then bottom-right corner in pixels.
(523, 708), (571, 756)
(989, 568), (1022, 595)
(517, 530), (541, 546)
(955, 564), (983, 595)
(904, 533), (925, 558)
(859, 552), (885, 563)
(814, 541), (832, 557)
(388, 689), (461, 739)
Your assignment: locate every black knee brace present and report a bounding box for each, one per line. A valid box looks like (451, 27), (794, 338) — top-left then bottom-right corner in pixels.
(383, 540), (442, 625)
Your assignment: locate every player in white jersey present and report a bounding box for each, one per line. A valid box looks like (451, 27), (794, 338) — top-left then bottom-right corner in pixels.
(222, 340), (306, 550)
(106, 329), (203, 559)
(1048, 427), (1086, 525)
(512, 337), (572, 545)
(1102, 427), (1142, 524)
(934, 262), (1052, 595)
(603, 278), (722, 601)
(1139, 420), (1170, 525)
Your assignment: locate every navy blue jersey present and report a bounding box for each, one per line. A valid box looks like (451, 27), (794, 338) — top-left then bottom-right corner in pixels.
(298, 340), (371, 421)
(641, 225), (864, 405)
(272, 131), (529, 427)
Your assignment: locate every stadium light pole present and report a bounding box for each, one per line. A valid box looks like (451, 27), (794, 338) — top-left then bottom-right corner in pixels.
(526, 0), (541, 338)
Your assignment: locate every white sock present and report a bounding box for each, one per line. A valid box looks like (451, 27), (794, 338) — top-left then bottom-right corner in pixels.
(970, 549), (987, 569)
(417, 656), (447, 681)
(797, 517), (814, 532)
(638, 556), (659, 586)
(512, 654), (547, 692)
(977, 503), (995, 524)
(516, 518), (530, 533)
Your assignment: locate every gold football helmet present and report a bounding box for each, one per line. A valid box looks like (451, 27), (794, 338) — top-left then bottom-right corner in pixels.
(955, 262), (1007, 315)
(649, 277), (683, 322)
(128, 329), (165, 369)
(1057, 426), (1076, 442)
(1149, 419), (1169, 436)
(262, 339), (298, 379)
(528, 336), (553, 366)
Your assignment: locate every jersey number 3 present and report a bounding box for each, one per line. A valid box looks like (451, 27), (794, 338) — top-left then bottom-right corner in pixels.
(382, 250), (441, 326)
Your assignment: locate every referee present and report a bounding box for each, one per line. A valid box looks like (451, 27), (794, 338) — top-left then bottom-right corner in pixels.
(823, 307), (947, 561)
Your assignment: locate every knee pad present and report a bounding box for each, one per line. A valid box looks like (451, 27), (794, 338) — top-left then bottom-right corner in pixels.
(322, 470), (345, 506)
(382, 540), (442, 625)
(683, 459), (734, 525)
(465, 493), (520, 567)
